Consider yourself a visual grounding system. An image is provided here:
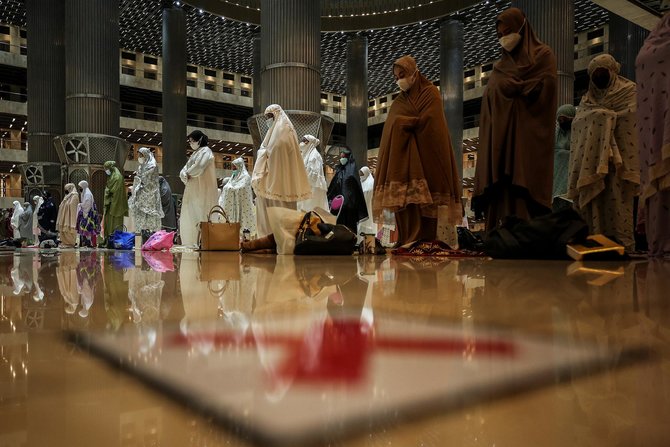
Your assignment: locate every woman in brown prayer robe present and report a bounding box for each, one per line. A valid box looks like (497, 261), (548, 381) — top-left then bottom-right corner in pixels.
(57, 183), (80, 247)
(473, 7), (558, 232)
(373, 55), (462, 246)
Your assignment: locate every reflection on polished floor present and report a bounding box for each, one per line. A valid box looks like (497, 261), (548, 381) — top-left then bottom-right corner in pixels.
(1, 249), (669, 446)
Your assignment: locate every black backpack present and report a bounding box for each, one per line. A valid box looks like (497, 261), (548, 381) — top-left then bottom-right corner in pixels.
(484, 208), (589, 259)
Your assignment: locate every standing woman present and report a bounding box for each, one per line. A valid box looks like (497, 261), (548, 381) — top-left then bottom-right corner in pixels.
(636, 3), (670, 257)
(158, 176), (177, 231)
(373, 55), (462, 245)
(251, 104), (311, 237)
(179, 130), (219, 247)
(57, 183), (80, 247)
(10, 201), (23, 239)
(128, 147), (164, 234)
(77, 180), (100, 248)
(32, 195), (44, 243)
(327, 146), (368, 234)
(473, 7), (557, 232)
(297, 134), (329, 212)
(219, 157), (256, 238)
(102, 160), (129, 244)
(19, 201), (33, 243)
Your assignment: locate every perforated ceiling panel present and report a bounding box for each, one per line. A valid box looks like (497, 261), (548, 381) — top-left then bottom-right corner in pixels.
(0, 0), (609, 98)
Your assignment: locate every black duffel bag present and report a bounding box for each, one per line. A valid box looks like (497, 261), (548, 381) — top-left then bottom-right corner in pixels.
(294, 211), (357, 256)
(484, 208), (589, 259)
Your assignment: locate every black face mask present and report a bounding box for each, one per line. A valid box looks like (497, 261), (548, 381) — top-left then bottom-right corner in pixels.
(591, 71), (611, 90)
(559, 120), (572, 132)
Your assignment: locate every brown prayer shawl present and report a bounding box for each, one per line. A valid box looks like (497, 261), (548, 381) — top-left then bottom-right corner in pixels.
(57, 186), (80, 233)
(373, 56), (461, 221)
(473, 8), (557, 221)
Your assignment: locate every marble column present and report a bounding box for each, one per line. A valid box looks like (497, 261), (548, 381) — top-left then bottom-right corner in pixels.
(608, 12), (649, 81)
(26, 0), (65, 164)
(440, 18), (464, 181)
(64, 0), (119, 135)
(252, 35), (262, 115)
(260, 0), (321, 113)
(346, 34), (368, 170)
(161, 5), (187, 193)
(512, 0), (574, 106)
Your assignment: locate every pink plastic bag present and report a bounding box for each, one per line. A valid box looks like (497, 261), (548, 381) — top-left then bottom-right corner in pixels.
(141, 250), (175, 272)
(141, 230), (175, 251)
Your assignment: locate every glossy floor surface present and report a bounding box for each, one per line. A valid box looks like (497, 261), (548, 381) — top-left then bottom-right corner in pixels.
(1, 249), (669, 446)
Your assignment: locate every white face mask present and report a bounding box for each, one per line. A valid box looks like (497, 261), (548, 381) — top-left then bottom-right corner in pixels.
(189, 141), (199, 150)
(340, 158), (348, 166)
(105, 169), (111, 175)
(138, 156), (145, 164)
(265, 116), (274, 129)
(499, 20), (525, 52)
(396, 70), (417, 92)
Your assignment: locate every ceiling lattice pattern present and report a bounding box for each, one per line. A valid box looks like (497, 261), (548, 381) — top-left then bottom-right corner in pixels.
(1, 0), (609, 97)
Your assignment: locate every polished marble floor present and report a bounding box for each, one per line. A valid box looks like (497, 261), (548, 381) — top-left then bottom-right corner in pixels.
(0, 249), (669, 446)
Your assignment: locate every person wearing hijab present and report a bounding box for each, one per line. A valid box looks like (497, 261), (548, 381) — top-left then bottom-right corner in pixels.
(252, 104), (311, 237)
(0, 209), (9, 239)
(77, 180), (100, 247)
(158, 176), (177, 231)
(358, 166), (377, 236)
(636, 4), (670, 257)
(19, 201), (33, 243)
(327, 146), (368, 233)
(10, 201), (23, 239)
(552, 104), (576, 207)
(297, 134), (329, 212)
(57, 183), (80, 247)
(180, 130), (219, 247)
(568, 54), (639, 251)
(219, 157), (256, 238)
(32, 195), (44, 243)
(373, 55), (462, 245)
(38, 192), (58, 233)
(129, 147), (164, 234)
(102, 160), (129, 244)
(473, 8), (558, 232)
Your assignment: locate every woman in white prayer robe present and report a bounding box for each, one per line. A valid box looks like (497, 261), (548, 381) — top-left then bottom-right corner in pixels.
(251, 104), (311, 237)
(297, 134), (329, 212)
(219, 157), (257, 238)
(10, 201), (23, 239)
(179, 130), (219, 247)
(358, 166), (377, 236)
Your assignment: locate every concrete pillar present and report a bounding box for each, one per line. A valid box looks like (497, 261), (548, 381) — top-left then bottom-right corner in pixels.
(252, 35), (262, 115)
(26, 0), (65, 164)
(161, 6), (187, 194)
(512, 0), (574, 106)
(346, 34), (368, 170)
(260, 0), (321, 113)
(440, 18), (464, 181)
(64, 0), (119, 135)
(608, 12), (649, 81)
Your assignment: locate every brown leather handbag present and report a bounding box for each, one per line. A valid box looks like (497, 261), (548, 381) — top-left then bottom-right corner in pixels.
(198, 206), (241, 251)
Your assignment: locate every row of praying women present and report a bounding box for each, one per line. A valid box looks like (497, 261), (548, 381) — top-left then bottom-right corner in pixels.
(180, 107), (375, 250)
(467, 6), (669, 257)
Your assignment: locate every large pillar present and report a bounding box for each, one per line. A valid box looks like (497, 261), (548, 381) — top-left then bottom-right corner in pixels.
(440, 18), (464, 182)
(346, 34), (368, 170)
(260, 0), (321, 113)
(21, 0), (65, 202)
(162, 5), (187, 194)
(608, 12), (649, 81)
(252, 35), (262, 115)
(512, 0), (574, 106)
(64, 0), (119, 135)
(26, 0), (65, 164)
